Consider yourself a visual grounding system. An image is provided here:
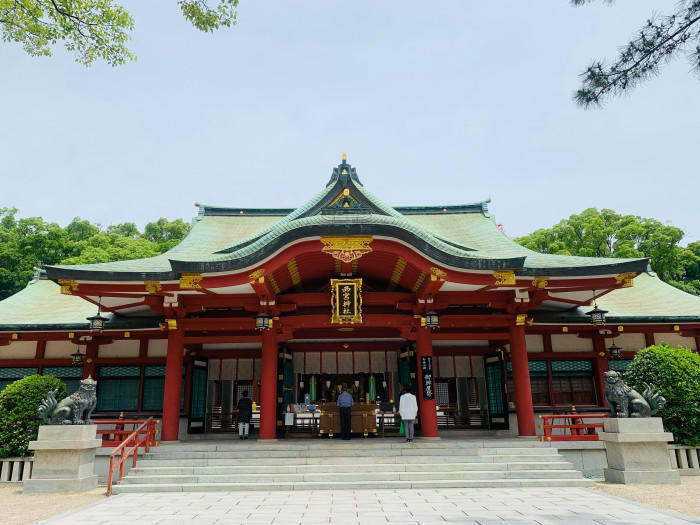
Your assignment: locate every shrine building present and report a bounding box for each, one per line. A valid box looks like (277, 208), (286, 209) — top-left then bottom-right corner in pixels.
(1, 155), (699, 442)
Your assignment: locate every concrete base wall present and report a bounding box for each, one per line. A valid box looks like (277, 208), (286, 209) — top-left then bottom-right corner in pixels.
(24, 425), (101, 494)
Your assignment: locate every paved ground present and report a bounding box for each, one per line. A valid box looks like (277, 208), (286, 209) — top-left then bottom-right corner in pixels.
(41, 487), (699, 525)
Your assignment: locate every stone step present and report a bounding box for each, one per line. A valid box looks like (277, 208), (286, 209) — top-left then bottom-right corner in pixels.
(121, 468), (584, 485)
(152, 441), (552, 453)
(143, 447), (557, 460)
(137, 453), (569, 467)
(130, 460), (574, 476)
(145, 460), (570, 475)
(111, 478), (594, 494)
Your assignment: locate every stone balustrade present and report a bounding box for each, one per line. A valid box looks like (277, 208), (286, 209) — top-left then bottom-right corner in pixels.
(669, 445), (700, 475)
(0, 457), (33, 482)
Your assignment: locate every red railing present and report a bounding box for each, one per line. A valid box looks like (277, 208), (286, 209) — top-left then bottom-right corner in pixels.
(97, 417), (159, 447)
(106, 417), (159, 495)
(538, 413), (608, 441)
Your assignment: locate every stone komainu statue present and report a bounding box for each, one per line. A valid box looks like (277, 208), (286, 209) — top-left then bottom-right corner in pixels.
(38, 376), (97, 425)
(604, 370), (666, 418)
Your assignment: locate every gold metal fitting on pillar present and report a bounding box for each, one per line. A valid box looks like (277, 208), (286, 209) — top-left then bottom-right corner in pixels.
(165, 319), (178, 330)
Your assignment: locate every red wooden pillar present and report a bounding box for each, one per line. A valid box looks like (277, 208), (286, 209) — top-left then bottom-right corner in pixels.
(509, 322), (535, 436)
(259, 328), (278, 440)
(592, 333), (609, 406)
(415, 326), (439, 438)
(162, 326), (184, 442)
(82, 341), (98, 379)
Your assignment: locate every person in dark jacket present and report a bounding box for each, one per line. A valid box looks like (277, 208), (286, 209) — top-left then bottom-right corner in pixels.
(337, 385), (354, 440)
(237, 391), (253, 440)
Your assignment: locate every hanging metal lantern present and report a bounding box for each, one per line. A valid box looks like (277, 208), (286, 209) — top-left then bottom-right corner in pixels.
(424, 311), (440, 328)
(255, 312), (272, 330)
(608, 342), (622, 359)
(70, 346), (85, 365)
(586, 305), (608, 326)
(87, 296), (108, 332)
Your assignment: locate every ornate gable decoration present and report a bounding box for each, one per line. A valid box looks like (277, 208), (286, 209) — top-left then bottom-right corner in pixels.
(321, 237), (373, 263)
(331, 278), (363, 324)
(328, 188), (361, 209)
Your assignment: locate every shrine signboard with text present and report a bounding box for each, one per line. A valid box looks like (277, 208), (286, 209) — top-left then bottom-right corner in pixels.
(330, 278), (363, 324)
(421, 356), (434, 400)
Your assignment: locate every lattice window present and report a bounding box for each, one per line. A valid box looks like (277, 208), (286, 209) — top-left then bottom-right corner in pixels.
(142, 366), (185, 411)
(506, 361), (550, 406)
(0, 367), (39, 392)
(551, 360), (595, 406)
(435, 381), (450, 406)
(608, 360), (633, 372)
(97, 366), (140, 411)
(42, 366), (82, 394)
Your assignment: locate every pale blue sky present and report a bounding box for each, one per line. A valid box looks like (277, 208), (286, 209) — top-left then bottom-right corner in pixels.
(1, 1), (698, 243)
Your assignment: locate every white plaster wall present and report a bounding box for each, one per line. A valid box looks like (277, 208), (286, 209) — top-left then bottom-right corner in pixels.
(221, 359), (236, 380)
(45, 340), (77, 359)
(5, 341), (37, 358)
(147, 339), (168, 357)
(354, 352), (369, 373)
(293, 352), (304, 374)
(655, 332), (697, 350)
(455, 355), (471, 377)
(98, 339), (139, 358)
(386, 351), (398, 372)
(370, 351), (385, 373)
(322, 352), (337, 373)
(551, 334), (593, 352)
(306, 352), (320, 374)
(237, 359), (253, 380)
(208, 359), (220, 381)
(471, 356), (484, 378)
(438, 356), (454, 377)
(614, 333), (647, 352)
(525, 335), (544, 352)
(338, 352), (353, 374)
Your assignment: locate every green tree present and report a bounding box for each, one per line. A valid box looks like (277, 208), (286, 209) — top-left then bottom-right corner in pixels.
(106, 222), (139, 238)
(0, 0), (238, 66)
(142, 217), (191, 251)
(0, 209), (192, 299)
(572, 0), (700, 107)
(515, 208), (699, 294)
(624, 344), (700, 446)
(0, 375), (67, 458)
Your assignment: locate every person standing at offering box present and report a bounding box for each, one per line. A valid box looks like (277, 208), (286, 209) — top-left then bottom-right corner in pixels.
(399, 385), (418, 443)
(237, 391), (252, 440)
(337, 385), (354, 440)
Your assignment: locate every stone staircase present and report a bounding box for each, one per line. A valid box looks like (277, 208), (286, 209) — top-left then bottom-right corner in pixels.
(112, 439), (593, 493)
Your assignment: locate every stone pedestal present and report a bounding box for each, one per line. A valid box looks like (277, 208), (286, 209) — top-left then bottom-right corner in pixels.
(23, 425), (101, 494)
(600, 417), (680, 484)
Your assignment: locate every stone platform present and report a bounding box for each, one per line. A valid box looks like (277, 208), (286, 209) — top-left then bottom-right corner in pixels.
(112, 437), (593, 493)
(600, 417), (680, 484)
(24, 425), (101, 494)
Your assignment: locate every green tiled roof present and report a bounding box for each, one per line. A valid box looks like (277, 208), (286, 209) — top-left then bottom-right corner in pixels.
(0, 276), (161, 331)
(45, 159), (648, 280)
(0, 278), (97, 329)
(534, 272), (700, 323)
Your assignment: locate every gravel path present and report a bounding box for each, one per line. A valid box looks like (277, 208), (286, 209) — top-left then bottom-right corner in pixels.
(593, 477), (700, 520)
(0, 484), (106, 525)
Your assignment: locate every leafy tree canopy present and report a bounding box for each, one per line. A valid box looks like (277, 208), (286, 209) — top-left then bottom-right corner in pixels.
(515, 208), (700, 296)
(573, 0), (700, 107)
(0, 207), (190, 299)
(625, 344), (700, 446)
(0, 0), (238, 66)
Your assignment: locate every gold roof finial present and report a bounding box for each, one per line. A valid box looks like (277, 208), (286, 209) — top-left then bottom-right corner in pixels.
(341, 152), (347, 161)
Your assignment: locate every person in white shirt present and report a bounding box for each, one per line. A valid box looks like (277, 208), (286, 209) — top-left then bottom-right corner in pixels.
(398, 385), (418, 443)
